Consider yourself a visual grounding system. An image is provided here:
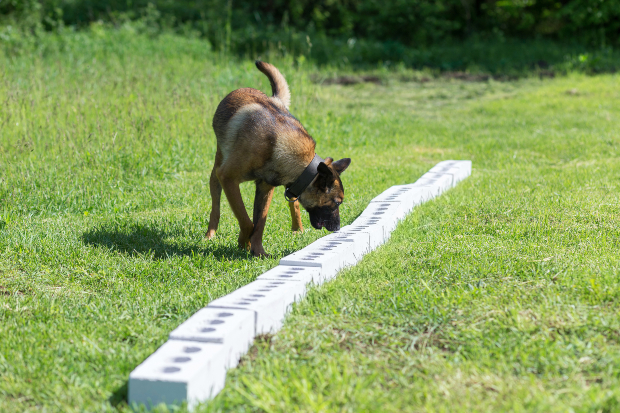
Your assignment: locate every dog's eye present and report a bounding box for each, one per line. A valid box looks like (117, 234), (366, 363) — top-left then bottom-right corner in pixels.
(334, 200), (342, 207)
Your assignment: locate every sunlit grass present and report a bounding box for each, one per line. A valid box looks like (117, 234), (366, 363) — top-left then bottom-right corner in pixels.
(1, 29), (619, 412)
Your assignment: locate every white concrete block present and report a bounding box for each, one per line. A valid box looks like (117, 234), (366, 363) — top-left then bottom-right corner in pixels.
(413, 172), (453, 197)
(357, 201), (404, 230)
(369, 184), (432, 214)
(279, 241), (346, 283)
(450, 160), (472, 184)
(168, 307), (254, 369)
(256, 265), (319, 284)
(300, 236), (357, 270)
(318, 226), (371, 264)
(429, 160), (472, 187)
(129, 340), (227, 410)
(429, 160), (459, 175)
(350, 202), (403, 246)
(207, 279), (306, 335)
(343, 220), (388, 250)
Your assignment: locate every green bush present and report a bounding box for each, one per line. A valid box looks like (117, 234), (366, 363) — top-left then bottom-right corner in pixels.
(1, 0), (619, 72)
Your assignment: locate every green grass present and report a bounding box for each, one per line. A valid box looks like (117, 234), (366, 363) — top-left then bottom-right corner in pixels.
(1, 29), (619, 412)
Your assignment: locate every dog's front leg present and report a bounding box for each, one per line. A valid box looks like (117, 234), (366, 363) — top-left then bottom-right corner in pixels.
(250, 180), (275, 258)
(289, 199), (304, 232)
(219, 175), (254, 251)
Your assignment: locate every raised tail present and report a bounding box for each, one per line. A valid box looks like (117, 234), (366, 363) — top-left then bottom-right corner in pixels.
(255, 61), (291, 109)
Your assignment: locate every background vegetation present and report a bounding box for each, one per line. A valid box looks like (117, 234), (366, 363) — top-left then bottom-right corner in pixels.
(1, 0), (619, 73)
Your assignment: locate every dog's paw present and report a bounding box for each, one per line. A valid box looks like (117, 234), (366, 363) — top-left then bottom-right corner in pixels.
(251, 248), (270, 259)
(205, 229), (217, 240)
(238, 237), (251, 251)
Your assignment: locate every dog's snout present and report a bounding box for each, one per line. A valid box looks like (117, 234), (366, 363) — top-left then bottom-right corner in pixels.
(308, 206), (340, 232)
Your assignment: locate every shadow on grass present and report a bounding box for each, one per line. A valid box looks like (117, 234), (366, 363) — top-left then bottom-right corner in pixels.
(108, 381), (128, 408)
(82, 224), (252, 261)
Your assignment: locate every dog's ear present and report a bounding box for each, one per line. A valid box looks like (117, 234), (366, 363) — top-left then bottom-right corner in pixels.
(332, 158), (351, 175)
(316, 162), (335, 189)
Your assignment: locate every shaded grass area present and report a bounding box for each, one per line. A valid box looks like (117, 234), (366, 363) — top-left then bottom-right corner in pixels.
(1, 29), (619, 412)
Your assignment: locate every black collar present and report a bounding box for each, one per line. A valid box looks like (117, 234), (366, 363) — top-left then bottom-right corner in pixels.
(284, 154), (323, 201)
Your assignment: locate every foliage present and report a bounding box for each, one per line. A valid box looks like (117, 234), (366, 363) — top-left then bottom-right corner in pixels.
(1, 1), (619, 71)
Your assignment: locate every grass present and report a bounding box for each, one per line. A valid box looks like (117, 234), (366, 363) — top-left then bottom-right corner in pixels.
(1, 28), (619, 412)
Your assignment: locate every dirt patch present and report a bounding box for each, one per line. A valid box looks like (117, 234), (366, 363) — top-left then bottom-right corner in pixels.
(443, 71), (492, 82)
(442, 71), (521, 82)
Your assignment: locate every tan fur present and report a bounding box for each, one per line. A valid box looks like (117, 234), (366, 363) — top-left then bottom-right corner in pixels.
(206, 61), (350, 257)
(255, 61), (291, 109)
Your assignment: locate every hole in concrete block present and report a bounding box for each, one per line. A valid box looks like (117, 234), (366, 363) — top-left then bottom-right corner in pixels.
(217, 312), (233, 317)
(292, 267), (305, 270)
(236, 301), (251, 305)
(163, 366), (181, 373)
(183, 346), (201, 353)
(249, 294), (265, 298)
(210, 320), (225, 325)
(199, 327), (216, 333)
(173, 357), (191, 363)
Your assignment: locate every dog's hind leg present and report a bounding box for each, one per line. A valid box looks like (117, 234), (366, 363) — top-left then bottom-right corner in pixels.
(250, 180), (275, 257)
(206, 149), (223, 240)
(289, 199), (304, 232)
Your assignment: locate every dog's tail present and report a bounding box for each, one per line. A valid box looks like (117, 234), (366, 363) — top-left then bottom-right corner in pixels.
(255, 61), (291, 109)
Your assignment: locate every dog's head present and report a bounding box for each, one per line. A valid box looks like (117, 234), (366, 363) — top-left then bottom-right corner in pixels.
(298, 157), (351, 232)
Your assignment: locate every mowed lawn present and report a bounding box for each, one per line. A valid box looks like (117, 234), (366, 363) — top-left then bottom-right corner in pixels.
(1, 30), (619, 412)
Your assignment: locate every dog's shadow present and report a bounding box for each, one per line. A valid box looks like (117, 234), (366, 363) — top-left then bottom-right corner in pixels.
(82, 223), (251, 261)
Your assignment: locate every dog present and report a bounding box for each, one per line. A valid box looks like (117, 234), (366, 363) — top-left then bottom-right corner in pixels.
(205, 61), (351, 257)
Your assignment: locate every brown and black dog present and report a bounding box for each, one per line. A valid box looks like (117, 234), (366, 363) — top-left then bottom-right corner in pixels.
(206, 61), (351, 257)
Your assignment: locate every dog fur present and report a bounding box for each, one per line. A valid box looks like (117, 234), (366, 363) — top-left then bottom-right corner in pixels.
(206, 61), (351, 257)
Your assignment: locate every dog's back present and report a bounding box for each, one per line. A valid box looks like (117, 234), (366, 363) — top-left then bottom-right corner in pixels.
(212, 62), (315, 187)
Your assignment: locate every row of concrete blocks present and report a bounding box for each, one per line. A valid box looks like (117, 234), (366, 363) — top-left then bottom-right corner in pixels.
(128, 160), (472, 410)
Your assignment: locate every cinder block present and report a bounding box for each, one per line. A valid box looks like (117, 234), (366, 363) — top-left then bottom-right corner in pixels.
(413, 172), (453, 197)
(256, 265), (319, 284)
(429, 160), (459, 175)
(356, 202), (403, 233)
(429, 160), (472, 187)
(300, 236), (357, 271)
(450, 160), (472, 184)
(318, 227), (371, 264)
(343, 220), (388, 250)
(279, 242), (347, 283)
(207, 279), (306, 335)
(369, 185), (431, 214)
(129, 340), (227, 410)
(350, 202), (403, 246)
(168, 307), (254, 368)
